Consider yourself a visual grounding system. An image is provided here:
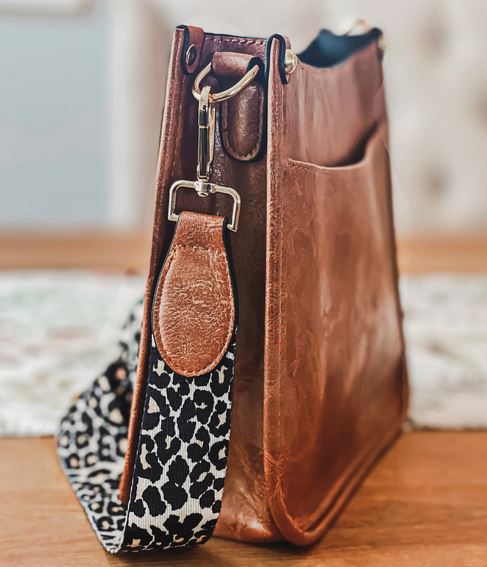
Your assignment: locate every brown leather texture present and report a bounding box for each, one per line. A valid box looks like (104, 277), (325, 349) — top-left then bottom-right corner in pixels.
(121, 26), (408, 546)
(264, 40), (408, 544)
(152, 211), (235, 377)
(213, 51), (256, 77)
(213, 52), (265, 162)
(180, 25), (205, 75)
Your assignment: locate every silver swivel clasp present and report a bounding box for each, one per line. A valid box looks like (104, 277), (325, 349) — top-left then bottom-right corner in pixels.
(168, 61), (259, 232)
(195, 85), (215, 192)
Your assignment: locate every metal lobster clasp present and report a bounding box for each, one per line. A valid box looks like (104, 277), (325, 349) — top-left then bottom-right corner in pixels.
(196, 85), (215, 182)
(168, 61), (259, 233)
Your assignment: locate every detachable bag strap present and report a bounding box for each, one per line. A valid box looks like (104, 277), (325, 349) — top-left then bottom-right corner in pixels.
(57, 211), (238, 552)
(56, 50), (256, 553)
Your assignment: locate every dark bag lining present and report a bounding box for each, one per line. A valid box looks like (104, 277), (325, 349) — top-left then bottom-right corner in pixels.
(298, 28), (380, 68)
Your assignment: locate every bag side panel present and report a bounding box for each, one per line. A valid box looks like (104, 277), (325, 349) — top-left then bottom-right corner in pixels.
(264, 40), (408, 545)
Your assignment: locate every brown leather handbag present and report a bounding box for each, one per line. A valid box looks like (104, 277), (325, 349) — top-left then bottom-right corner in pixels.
(57, 22), (408, 553)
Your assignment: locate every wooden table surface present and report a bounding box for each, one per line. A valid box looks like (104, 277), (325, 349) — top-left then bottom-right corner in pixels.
(1, 231), (487, 274)
(1, 432), (487, 567)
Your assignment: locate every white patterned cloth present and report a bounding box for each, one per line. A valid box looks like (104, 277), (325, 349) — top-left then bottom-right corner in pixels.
(0, 271), (144, 436)
(0, 271), (486, 435)
(401, 275), (487, 429)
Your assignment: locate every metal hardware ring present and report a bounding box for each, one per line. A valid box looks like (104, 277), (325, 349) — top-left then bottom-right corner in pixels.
(192, 63), (260, 103)
(168, 179), (241, 232)
(340, 17), (386, 53)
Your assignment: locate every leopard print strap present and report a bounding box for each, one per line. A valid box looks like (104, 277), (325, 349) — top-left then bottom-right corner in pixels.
(57, 216), (238, 553)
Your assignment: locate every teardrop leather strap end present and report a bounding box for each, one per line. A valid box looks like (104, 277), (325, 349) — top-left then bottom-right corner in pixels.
(152, 211), (236, 377)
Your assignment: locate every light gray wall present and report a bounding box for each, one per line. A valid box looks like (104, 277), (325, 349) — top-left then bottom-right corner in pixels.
(0, 2), (110, 229)
(2, 0), (486, 234)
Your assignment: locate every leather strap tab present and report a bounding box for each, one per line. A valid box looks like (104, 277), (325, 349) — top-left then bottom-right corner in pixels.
(152, 211), (235, 377)
(178, 25), (205, 75)
(212, 52), (263, 78)
(212, 52), (265, 162)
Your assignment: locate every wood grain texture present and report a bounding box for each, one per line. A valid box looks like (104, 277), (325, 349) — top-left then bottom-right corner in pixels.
(1, 231), (487, 273)
(396, 234), (487, 274)
(0, 230), (151, 273)
(1, 432), (487, 566)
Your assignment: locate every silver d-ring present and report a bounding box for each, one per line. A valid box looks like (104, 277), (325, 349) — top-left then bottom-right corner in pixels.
(192, 63), (260, 103)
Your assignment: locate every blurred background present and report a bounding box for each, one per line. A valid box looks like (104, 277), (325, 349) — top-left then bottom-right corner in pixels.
(2, 0), (487, 245)
(0, 0), (486, 434)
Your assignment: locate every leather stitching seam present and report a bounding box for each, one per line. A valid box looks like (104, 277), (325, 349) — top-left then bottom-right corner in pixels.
(205, 37), (265, 46)
(173, 243), (226, 254)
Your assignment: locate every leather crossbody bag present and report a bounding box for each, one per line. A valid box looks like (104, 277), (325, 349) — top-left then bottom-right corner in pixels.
(57, 22), (408, 553)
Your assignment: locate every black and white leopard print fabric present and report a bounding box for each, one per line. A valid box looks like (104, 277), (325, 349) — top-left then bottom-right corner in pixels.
(57, 299), (237, 553)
